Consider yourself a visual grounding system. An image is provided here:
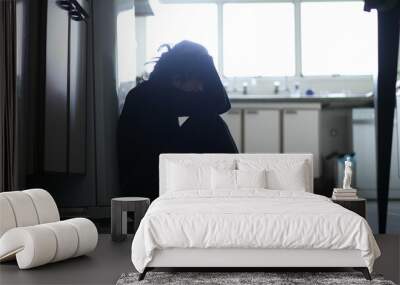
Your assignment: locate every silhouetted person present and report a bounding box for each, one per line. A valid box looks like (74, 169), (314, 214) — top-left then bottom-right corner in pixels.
(118, 41), (238, 200)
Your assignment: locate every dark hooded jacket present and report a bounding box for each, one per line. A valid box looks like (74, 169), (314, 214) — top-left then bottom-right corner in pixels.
(118, 41), (238, 200)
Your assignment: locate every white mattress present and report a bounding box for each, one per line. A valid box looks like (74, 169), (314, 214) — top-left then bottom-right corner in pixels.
(131, 190), (380, 273)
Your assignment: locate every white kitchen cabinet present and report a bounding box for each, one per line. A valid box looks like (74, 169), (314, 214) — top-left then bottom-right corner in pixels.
(353, 108), (400, 199)
(222, 109), (242, 152)
(283, 109), (320, 177)
(244, 109), (280, 153)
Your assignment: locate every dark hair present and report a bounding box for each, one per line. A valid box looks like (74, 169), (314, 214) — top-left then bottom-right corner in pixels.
(147, 40), (231, 115)
(148, 41), (214, 85)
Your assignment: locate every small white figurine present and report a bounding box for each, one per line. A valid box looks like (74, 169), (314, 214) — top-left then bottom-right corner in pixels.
(343, 157), (353, 189)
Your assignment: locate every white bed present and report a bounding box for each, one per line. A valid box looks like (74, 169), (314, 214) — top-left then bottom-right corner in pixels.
(131, 154), (380, 280)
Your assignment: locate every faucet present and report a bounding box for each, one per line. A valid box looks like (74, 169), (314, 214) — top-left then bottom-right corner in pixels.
(273, 81), (280, 95)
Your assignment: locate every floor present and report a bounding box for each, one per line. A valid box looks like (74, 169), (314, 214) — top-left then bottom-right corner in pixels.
(367, 201), (400, 234)
(1, 234), (399, 285)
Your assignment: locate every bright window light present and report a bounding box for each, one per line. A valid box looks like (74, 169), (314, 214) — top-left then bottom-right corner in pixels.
(223, 3), (295, 77)
(117, 9), (136, 84)
(301, 2), (377, 76)
(146, 2), (218, 71)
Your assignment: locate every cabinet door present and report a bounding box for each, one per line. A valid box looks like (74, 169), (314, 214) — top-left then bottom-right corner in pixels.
(283, 109), (320, 177)
(353, 111), (375, 191)
(44, 0), (69, 172)
(69, 5), (87, 174)
(353, 108), (400, 198)
(44, 0), (88, 174)
(244, 109), (280, 153)
(222, 109), (242, 152)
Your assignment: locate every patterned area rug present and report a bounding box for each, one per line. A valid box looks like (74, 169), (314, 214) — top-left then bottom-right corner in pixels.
(116, 272), (396, 285)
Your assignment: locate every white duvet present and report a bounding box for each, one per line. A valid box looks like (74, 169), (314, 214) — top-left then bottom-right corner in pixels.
(131, 190), (380, 273)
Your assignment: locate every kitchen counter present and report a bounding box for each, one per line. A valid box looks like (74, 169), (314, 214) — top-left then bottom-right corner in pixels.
(228, 93), (374, 109)
(222, 92), (369, 175)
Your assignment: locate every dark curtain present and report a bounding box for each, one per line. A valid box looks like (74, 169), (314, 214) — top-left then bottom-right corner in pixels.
(0, 0), (16, 192)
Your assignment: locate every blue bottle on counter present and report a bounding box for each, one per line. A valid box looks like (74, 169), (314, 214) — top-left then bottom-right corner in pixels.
(305, 89), (315, 96)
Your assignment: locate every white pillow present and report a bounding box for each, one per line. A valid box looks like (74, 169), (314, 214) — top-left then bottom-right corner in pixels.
(167, 163), (210, 191)
(266, 166), (307, 191)
(211, 169), (236, 190)
(211, 168), (267, 190)
(237, 169), (267, 189)
(166, 160), (235, 192)
(237, 159), (309, 191)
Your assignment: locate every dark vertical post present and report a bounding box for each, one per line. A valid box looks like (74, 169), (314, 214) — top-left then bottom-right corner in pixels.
(375, 7), (400, 233)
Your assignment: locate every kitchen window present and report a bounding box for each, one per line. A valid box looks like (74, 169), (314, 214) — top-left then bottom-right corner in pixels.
(223, 3), (295, 77)
(145, 2), (218, 70)
(144, 0), (377, 78)
(301, 2), (377, 76)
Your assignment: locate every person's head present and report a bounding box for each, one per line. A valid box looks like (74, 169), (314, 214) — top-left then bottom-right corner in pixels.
(147, 40), (231, 115)
(148, 41), (214, 91)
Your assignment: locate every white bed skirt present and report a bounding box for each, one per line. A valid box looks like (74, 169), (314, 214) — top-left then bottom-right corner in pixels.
(147, 248), (366, 268)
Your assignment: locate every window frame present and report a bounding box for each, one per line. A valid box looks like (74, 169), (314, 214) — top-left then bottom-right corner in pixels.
(157, 0), (374, 80)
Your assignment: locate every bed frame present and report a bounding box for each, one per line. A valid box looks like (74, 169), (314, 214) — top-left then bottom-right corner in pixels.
(138, 154), (372, 280)
(141, 248), (370, 280)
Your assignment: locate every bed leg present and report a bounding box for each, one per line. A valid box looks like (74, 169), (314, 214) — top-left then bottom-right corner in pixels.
(138, 268), (148, 281)
(354, 267), (371, 280)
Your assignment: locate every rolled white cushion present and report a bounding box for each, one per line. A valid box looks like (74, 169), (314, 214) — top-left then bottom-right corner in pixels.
(0, 196), (17, 237)
(65, 218), (98, 257)
(23, 189), (60, 224)
(0, 189), (60, 239)
(0, 226), (57, 269)
(0, 218), (98, 269)
(0, 191), (39, 227)
(42, 221), (79, 262)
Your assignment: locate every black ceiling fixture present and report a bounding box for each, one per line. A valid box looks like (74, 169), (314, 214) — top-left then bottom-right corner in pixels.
(364, 0), (399, 12)
(56, 0), (89, 21)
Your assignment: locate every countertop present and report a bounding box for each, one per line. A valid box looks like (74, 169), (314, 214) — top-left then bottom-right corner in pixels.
(228, 93), (374, 108)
